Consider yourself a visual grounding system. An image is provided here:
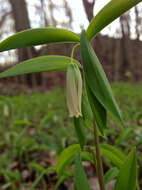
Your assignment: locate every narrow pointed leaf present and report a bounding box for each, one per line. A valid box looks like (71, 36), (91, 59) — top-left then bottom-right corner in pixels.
(104, 167), (119, 185)
(0, 27), (80, 52)
(114, 148), (137, 190)
(101, 145), (139, 190)
(86, 84), (106, 135)
(56, 170), (73, 188)
(80, 31), (124, 128)
(87, 0), (142, 41)
(82, 94), (93, 128)
(73, 117), (86, 150)
(56, 144), (80, 176)
(115, 127), (133, 146)
(29, 171), (45, 190)
(0, 55), (80, 78)
(74, 153), (91, 190)
(101, 144), (126, 168)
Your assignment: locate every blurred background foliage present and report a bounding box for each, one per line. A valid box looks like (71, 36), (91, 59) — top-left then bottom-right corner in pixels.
(0, 0), (142, 86)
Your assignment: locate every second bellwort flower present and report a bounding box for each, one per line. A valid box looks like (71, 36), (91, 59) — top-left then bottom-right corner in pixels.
(66, 63), (82, 118)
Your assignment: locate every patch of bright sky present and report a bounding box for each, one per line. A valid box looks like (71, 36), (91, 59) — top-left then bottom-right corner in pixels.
(27, 0), (119, 36)
(51, 0), (138, 38)
(68, 0), (111, 34)
(50, 0), (121, 37)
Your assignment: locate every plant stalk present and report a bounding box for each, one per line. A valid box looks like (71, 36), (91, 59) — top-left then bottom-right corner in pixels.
(93, 121), (105, 190)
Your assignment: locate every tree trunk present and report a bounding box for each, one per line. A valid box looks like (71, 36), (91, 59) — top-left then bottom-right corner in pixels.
(82, 0), (95, 22)
(119, 15), (130, 80)
(8, 0), (42, 86)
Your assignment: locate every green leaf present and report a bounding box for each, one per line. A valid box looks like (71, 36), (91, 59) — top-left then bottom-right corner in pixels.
(80, 30), (124, 128)
(56, 144), (80, 176)
(114, 148), (137, 190)
(0, 55), (80, 78)
(81, 151), (94, 164)
(12, 120), (32, 127)
(73, 117), (86, 150)
(104, 167), (119, 185)
(115, 127), (133, 146)
(82, 93), (93, 129)
(86, 84), (107, 135)
(0, 27), (80, 52)
(74, 153), (91, 190)
(29, 171), (45, 190)
(101, 144), (126, 168)
(87, 0), (142, 41)
(56, 170), (73, 188)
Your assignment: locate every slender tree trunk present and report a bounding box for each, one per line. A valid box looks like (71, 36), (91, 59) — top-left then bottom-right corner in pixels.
(82, 0), (104, 59)
(82, 0), (95, 22)
(119, 15), (130, 80)
(8, 0), (42, 86)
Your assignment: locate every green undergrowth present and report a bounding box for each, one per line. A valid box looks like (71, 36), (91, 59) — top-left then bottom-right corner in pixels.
(0, 82), (142, 189)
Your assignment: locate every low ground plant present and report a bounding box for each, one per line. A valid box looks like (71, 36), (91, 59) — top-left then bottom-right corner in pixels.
(0, 83), (142, 188)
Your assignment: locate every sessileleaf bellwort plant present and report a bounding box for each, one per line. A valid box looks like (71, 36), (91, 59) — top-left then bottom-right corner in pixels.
(0, 0), (141, 189)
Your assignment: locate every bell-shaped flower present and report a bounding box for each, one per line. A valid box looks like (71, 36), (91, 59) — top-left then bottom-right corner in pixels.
(66, 63), (82, 118)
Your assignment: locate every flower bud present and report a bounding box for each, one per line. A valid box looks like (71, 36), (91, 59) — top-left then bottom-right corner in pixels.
(66, 64), (82, 118)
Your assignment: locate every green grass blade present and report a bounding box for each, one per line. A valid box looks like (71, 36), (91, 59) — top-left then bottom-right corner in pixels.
(115, 127), (133, 146)
(74, 153), (91, 190)
(80, 30), (124, 128)
(0, 55), (80, 78)
(56, 144), (80, 176)
(29, 171), (45, 190)
(56, 170), (73, 188)
(114, 148), (137, 190)
(104, 167), (119, 185)
(0, 27), (80, 52)
(73, 117), (86, 150)
(87, 0), (142, 41)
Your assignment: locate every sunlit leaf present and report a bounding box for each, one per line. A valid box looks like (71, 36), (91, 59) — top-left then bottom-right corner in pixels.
(0, 27), (80, 52)
(87, 0), (142, 41)
(0, 55), (80, 78)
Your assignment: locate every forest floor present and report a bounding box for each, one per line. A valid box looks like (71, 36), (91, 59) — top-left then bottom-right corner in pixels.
(0, 82), (142, 189)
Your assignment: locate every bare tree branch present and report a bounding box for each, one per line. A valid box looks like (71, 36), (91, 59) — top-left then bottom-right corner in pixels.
(82, 0), (95, 22)
(0, 11), (11, 27)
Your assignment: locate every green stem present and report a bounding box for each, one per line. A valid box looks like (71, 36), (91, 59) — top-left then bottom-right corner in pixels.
(93, 121), (105, 190)
(71, 43), (80, 60)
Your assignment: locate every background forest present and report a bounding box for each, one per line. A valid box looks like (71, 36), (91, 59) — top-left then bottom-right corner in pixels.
(0, 0), (142, 87)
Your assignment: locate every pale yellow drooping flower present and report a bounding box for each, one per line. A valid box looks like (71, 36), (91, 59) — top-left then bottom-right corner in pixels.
(66, 63), (82, 118)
